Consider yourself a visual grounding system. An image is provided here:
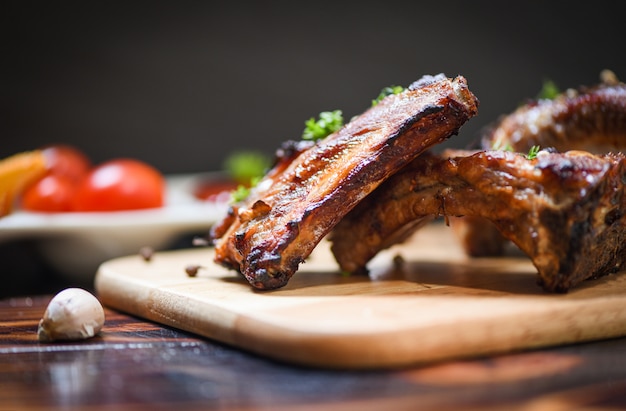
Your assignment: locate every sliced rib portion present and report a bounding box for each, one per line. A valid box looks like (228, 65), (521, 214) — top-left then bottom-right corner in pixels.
(453, 73), (626, 257)
(211, 74), (479, 290)
(330, 149), (626, 292)
(483, 74), (626, 154)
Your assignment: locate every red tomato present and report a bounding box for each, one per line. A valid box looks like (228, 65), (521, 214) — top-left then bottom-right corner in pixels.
(72, 158), (165, 212)
(42, 144), (92, 182)
(21, 175), (78, 212)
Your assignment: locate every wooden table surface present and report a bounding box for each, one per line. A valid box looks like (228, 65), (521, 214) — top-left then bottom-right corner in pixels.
(2, 293), (626, 411)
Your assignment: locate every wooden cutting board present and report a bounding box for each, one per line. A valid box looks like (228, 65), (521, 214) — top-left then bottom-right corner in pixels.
(94, 222), (626, 369)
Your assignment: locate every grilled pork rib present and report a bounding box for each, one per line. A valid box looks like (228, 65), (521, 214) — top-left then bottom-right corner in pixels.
(453, 73), (626, 257)
(483, 72), (626, 154)
(211, 74), (479, 290)
(330, 149), (626, 292)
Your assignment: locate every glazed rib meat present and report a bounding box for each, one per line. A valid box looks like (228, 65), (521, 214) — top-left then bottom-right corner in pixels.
(330, 149), (626, 293)
(452, 72), (626, 257)
(483, 71), (626, 154)
(211, 74), (479, 290)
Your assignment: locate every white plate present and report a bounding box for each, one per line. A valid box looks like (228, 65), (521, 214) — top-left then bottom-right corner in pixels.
(0, 172), (230, 283)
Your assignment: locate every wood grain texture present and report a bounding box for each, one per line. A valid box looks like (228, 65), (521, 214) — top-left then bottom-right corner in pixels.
(2, 295), (626, 410)
(94, 222), (626, 369)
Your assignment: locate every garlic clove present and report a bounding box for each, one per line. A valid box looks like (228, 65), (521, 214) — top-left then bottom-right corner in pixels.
(38, 288), (105, 342)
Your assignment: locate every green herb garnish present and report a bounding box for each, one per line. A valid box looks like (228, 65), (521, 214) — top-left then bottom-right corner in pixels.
(491, 140), (514, 152)
(224, 151), (270, 203)
(537, 79), (560, 100)
(224, 151), (271, 186)
(302, 110), (344, 141)
(526, 145), (541, 160)
(230, 176), (263, 203)
(372, 85), (404, 106)
(230, 184), (251, 203)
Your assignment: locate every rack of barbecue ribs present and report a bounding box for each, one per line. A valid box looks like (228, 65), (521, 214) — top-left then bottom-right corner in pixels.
(483, 69), (626, 155)
(212, 71), (626, 293)
(210, 74), (480, 290)
(329, 148), (626, 293)
(330, 72), (626, 293)
(447, 71), (626, 260)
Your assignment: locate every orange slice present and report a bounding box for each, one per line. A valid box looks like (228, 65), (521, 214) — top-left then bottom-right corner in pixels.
(0, 150), (48, 217)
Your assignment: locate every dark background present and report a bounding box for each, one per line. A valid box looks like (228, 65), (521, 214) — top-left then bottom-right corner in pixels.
(2, 1), (626, 297)
(3, 1), (626, 174)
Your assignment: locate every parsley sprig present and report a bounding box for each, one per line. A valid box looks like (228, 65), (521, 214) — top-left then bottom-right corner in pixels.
(224, 151), (271, 186)
(302, 110), (344, 141)
(230, 176), (262, 203)
(525, 145), (541, 160)
(372, 85), (404, 106)
(537, 79), (560, 100)
(491, 141), (541, 160)
(491, 140), (513, 152)
(224, 151), (271, 203)
(232, 83), (407, 203)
